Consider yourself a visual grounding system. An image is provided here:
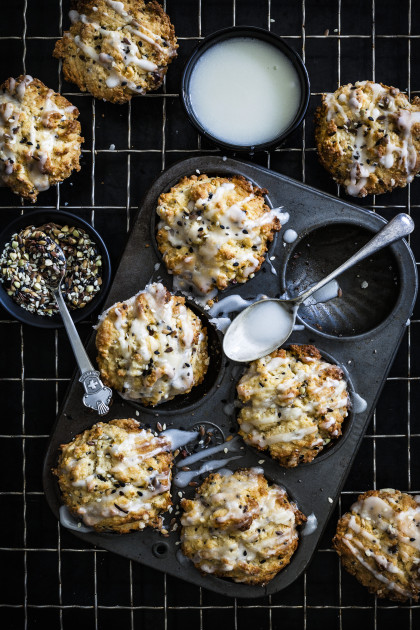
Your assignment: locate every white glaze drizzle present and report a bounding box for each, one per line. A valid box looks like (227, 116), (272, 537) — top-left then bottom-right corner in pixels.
(0, 76), (73, 191)
(67, 2), (176, 94)
(342, 492), (420, 597)
(64, 428), (172, 527)
(181, 470), (299, 572)
(238, 351), (349, 452)
(98, 283), (205, 403)
(179, 436), (241, 467)
(324, 81), (420, 196)
(174, 455), (243, 487)
(157, 178), (288, 298)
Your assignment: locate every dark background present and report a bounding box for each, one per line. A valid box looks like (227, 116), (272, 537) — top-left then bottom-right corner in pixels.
(1, 1), (419, 629)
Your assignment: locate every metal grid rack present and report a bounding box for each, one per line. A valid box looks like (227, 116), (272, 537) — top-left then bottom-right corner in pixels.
(0, 1), (419, 629)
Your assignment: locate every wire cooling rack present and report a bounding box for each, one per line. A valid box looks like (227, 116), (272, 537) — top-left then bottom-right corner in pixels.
(1, 1), (419, 629)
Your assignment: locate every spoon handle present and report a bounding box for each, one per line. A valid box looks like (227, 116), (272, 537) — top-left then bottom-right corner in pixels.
(54, 289), (112, 416)
(295, 213), (414, 305)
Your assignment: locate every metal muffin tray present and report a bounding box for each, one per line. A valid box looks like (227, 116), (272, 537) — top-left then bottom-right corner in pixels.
(42, 155), (418, 599)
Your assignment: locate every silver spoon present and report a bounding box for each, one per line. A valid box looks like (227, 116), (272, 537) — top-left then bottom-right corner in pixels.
(31, 230), (112, 415)
(223, 213), (414, 362)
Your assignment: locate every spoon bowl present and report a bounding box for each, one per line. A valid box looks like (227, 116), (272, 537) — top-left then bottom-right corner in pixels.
(223, 213), (414, 362)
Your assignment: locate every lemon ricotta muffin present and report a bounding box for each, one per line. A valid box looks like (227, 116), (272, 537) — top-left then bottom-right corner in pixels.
(54, 0), (177, 104)
(237, 345), (349, 468)
(315, 81), (420, 197)
(55, 418), (173, 533)
(95, 282), (209, 406)
(0, 75), (83, 201)
(156, 174), (284, 299)
(180, 468), (306, 585)
(333, 489), (420, 602)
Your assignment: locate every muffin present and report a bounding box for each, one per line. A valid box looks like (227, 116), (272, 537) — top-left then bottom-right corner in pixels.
(156, 174), (283, 299)
(53, 0), (177, 104)
(180, 468), (306, 585)
(95, 282), (209, 406)
(0, 75), (83, 201)
(54, 418), (173, 533)
(333, 489), (420, 602)
(237, 345), (349, 467)
(315, 81), (420, 197)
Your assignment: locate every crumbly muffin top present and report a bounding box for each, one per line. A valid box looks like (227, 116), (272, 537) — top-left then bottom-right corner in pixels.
(0, 75), (82, 201)
(237, 345), (349, 468)
(156, 174), (284, 300)
(95, 282), (209, 406)
(180, 468), (305, 585)
(54, 0), (177, 104)
(315, 81), (420, 197)
(55, 418), (173, 533)
(333, 489), (420, 602)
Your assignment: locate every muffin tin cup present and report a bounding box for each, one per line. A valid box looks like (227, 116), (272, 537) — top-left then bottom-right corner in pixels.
(43, 156), (417, 599)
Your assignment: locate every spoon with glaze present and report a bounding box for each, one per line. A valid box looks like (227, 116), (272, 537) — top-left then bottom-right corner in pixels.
(223, 213), (414, 362)
(29, 230), (112, 415)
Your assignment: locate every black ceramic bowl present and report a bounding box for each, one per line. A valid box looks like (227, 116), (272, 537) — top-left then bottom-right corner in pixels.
(181, 26), (310, 152)
(0, 210), (111, 328)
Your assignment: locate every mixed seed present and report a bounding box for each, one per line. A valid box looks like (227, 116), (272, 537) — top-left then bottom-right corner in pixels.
(0, 222), (102, 316)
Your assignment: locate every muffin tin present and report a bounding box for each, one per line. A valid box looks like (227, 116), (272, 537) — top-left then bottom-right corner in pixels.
(42, 155), (417, 598)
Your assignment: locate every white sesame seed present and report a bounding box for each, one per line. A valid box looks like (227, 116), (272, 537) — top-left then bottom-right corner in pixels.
(328, 497), (333, 503)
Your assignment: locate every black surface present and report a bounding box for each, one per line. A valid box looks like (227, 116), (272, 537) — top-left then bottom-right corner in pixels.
(1, 1), (420, 629)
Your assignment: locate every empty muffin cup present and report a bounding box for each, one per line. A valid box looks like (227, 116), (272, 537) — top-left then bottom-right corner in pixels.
(283, 222), (401, 339)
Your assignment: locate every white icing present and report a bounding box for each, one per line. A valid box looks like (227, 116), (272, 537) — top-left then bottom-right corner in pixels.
(157, 178), (286, 299)
(161, 429), (198, 450)
(342, 492), (420, 597)
(67, 2), (177, 94)
(302, 513), (318, 535)
(0, 76), (76, 192)
(173, 455), (243, 487)
(223, 300), (297, 362)
(303, 280), (340, 306)
(283, 229), (298, 243)
(188, 37), (301, 146)
(181, 471), (299, 571)
(352, 392), (367, 413)
(237, 351), (349, 453)
(98, 283), (205, 403)
(179, 436), (241, 467)
(324, 81), (420, 196)
(64, 428), (172, 527)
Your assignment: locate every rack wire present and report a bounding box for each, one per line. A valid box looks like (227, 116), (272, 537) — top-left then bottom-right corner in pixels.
(0, 0), (419, 629)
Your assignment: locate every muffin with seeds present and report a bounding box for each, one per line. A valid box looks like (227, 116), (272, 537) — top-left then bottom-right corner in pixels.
(95, 282), (209, 406)
(156, 174), (283, 300)
(333, 489), (420, 602)
(0, 75), (83, 201)
(180, 468), (306, 585)
(55, 418), (173, 533)
(53, 0), (177, 104)
(237, 345), (349, 468)
(315, 81), (420, 197)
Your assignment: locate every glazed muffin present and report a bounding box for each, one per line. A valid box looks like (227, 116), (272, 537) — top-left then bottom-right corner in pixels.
(54, 0), (177, 104)
(0, 75), (83, 201)
(95, 282), (209, 406)
(180, 468), (306, 585)
(54, 418), (173, 533)
(237, 345), (349, 468)
(315, 81), (420, 197)
(156, 174), (283, 299)
(333, 489), (420, 602)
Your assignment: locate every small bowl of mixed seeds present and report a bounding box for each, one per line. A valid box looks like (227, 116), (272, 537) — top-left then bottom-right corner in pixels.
(0, 210), (111, 328)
